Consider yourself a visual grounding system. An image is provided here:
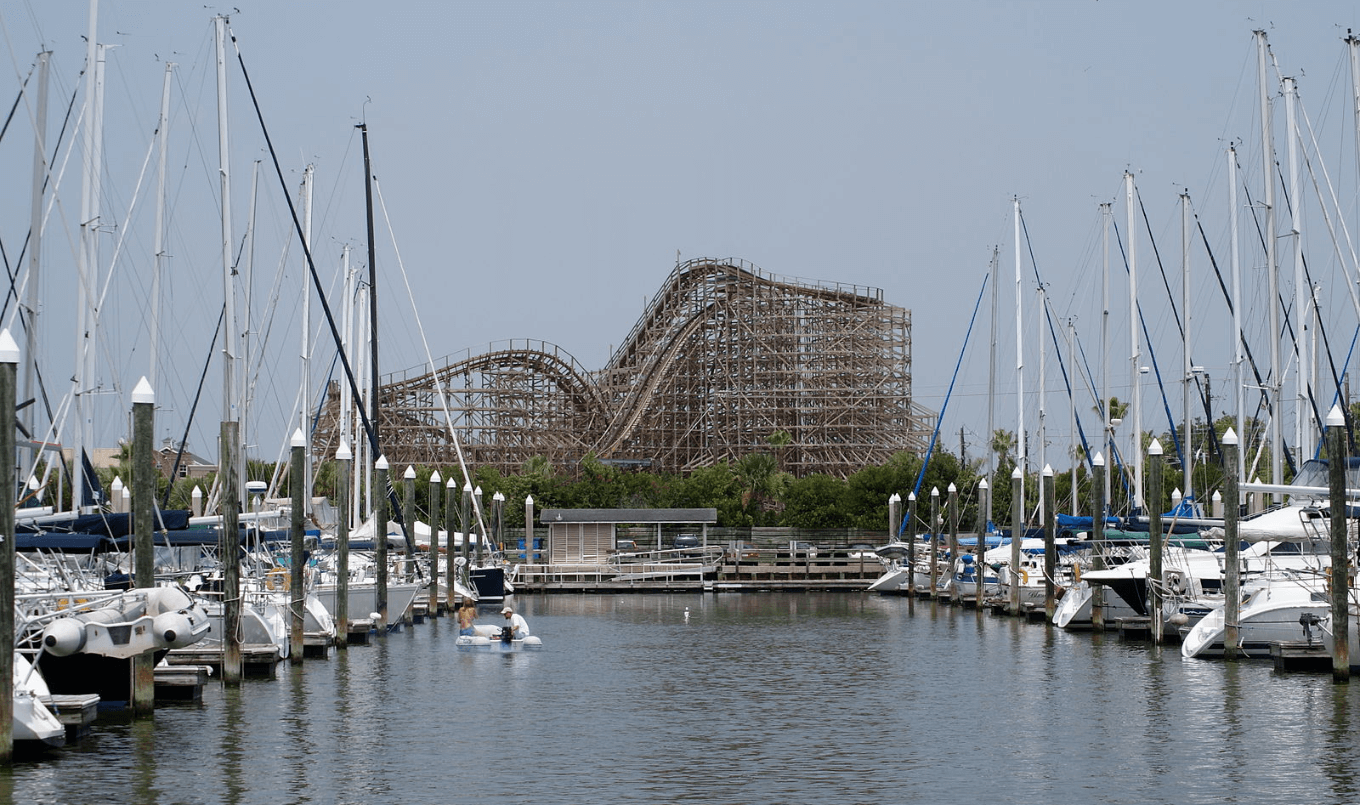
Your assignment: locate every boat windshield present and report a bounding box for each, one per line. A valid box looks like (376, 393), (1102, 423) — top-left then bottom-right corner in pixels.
(1291, 458), (1360, 489)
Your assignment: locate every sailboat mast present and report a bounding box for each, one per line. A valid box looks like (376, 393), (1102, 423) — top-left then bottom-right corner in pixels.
(151, 62), (172, 392)
(986, 246), (998, 524)
(1181, 192), (1193, 506)
(300, 164), (315, 515)
(361, 124), (380, 463)
(1036, 280), (1046, 526)
(215, 14), (240, 501)
(1014, 198), (1025, 483)
(1126, 171), (1143, 512)
(75, 13), (105, 513)
(1101, 201), (1112, 516)
(1229, 146), (1246, 483)
(1256, 30), (1283, 499)
(1283, 76), (1310, 460)
(21, 50), (49, 489)
(1068, 318), (1077, 513)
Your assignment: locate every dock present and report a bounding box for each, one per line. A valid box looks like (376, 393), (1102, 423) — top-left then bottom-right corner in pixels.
(517, 548), (883, 593)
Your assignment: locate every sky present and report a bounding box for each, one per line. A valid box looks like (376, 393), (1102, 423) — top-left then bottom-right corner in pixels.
(2, 0), (1360, 477)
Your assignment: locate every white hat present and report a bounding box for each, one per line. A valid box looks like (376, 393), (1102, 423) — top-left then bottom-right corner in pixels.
(501, 607), (513, 615)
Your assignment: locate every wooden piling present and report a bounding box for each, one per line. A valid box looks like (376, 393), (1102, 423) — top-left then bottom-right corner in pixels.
(906, 492), (917, 597)
(335, 440), (351, 648)
(1326, 409), (1350, 682)
(403, 465), (417, 622)
(221, 420), (243, 684)
(1009, 467), (1022, 616)
(928, 487), (940, 597)
(374, 456), (390, 629)
(446, 477), (458, 609)
(0, 330), (19, 761)
(1091, 452), (1106, 631)
(289, 430), (306, 664)
(131, 378), (156, 713)
(461, 481), (473, 567)
(1148, 440), (1164, 645)
(947, 483), (959, 602)
(428, 471), (442, 615)
(1223, 429), (1240, 661)
(1043, 465), (1055, 621)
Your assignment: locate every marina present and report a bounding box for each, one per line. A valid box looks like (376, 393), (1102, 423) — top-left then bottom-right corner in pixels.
(4, 592), (1360, 804)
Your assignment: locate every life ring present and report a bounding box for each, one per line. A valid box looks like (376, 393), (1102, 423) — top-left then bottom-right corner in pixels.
(1018, 569), (1029, 585)
(266, 568), (290, 591)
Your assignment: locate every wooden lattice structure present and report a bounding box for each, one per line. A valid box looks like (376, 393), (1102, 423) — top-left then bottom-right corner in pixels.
(312, 258), (934, 478)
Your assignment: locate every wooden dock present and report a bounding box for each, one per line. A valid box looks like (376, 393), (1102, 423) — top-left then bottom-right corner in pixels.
(42, 694), (99, 741)
(517, 550), (883, 593)
(166, 645), (283, 678)
(155, 664), (211, 703)
(1271, 640), (1332, 673)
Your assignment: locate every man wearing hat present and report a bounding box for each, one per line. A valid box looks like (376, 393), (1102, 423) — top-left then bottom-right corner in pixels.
(500, 606), (530, 640)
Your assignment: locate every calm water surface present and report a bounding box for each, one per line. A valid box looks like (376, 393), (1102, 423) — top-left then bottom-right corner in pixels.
(3, 592), (1360, 804)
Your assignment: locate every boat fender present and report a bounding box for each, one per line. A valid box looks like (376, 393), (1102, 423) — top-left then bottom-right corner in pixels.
(41, 619), (87, 657)
(1018, 569), (1029, 585)
(1165, 571), (1186, 595)
(154, 610), (208, 649)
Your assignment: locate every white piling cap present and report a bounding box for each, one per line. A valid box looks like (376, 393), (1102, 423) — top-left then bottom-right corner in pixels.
(0, 328), (19, 363)
(404, 465), (416, 479)
(1327, 404), (1346, 428)
(1148, 438), (1162, 456)
(1042, 464), (1053, 477)
(889, 492), (900, 502)
(375, 455), (389, 470)
(191, 486), (202, 499)
(474, 485), (483, 496)
(447, 475), (457, 488)
(291, 428), (305, 448)
(111, 476), (124, 491)
(132, 376), (155, 405)
(977, 478), (988, 489)
(430, 470), (442, 483)
(1011, 466), (1022, 479)
(1212, 490), (1222, 501)
(1222, 427), (1238, 446)
(947, 482), (956, 493)
(907, 492), (916, 501)
(1093, 451), (1105, 466)
(930, 486), (939, 497)
(335, 438), (352, 461)
(494, 491), (504, 501)
(525, 494), (534, 505)
(463, 480), (473, 492)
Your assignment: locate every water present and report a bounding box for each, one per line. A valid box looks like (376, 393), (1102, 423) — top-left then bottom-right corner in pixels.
(3, 592), (1360, 804)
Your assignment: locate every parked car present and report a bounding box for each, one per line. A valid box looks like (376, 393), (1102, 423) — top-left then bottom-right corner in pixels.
(792, 541), (819, 558)
(615, 539), (639, 552)
(670, 534), (701, 550)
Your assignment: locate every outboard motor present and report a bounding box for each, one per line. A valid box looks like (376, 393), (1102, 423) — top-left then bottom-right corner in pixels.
(1300, 612), (1322, 644)
(499, 626), (514, 643)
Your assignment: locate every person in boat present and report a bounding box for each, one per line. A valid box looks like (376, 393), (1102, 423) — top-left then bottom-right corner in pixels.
(500, 606), (530, 640)
(457, 600), (477, 636)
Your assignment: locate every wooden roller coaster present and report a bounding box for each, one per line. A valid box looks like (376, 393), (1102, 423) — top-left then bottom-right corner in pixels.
(311, 258), (935, 478)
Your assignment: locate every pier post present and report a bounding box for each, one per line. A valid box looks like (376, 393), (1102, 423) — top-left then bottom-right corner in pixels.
(888, 493), (900, 548)
(906, 493), (917, 597)
(403, 466), (416, 615)
(374, 456), (390, 630)
(335, 440), (351, 648)
(928, 487), (940, 597)
(977, 479), (988, 610)
(525, 495), (536, 569)
(947, 483), (959, 602)
(446, 477), (458, 608)
(428, 471), (442, 615)
(1091, 453), (1105, 631)
(289, 429), (306, 663)
(131, 378), (156, 713)
(221, 420), (243, 684)
(1043, 464), (1055, 620)
(0, 330), (20, 761)
(474, 486), (484, 566)
(1222, 430), (1240, 660)
(1009, 467), (1022, 616)
(1148, 440), (1164, 645)
(1326, 408), (1350, 682)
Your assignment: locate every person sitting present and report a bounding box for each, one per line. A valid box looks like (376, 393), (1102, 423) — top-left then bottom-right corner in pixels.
(500, 606), (530, 640)
(457, 600), (477, 636)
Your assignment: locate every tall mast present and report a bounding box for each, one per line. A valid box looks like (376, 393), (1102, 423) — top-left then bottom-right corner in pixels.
(1284, 75), (1309, 460)
(1101, 202), (1112, 515)
(1126, 171), (1143, 512)
(1014, 198), (1025, 482)
(74, 6), (103, 512)
(1036, 278), (1046, 526)
(21, 50), (50, 488)
(360, 124), (380, 464)
(1068, 317), (1077, 513)
(986, 246), (998, 523)
(300, 164), (315, 515)
(150, 62), (173, 391)
(215, 14), (240, 506)
(1229, 147), (1246, 483)
(1256, 29), (1283, 498)
(1181, 192), (1193, 506)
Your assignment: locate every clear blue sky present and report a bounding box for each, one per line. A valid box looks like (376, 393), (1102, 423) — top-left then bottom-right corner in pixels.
(2, 0), (1359, 473)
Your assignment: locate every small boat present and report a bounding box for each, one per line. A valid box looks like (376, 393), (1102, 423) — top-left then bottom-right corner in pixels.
(13, 654), (64, 749)
(455, 633), (543, 651)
